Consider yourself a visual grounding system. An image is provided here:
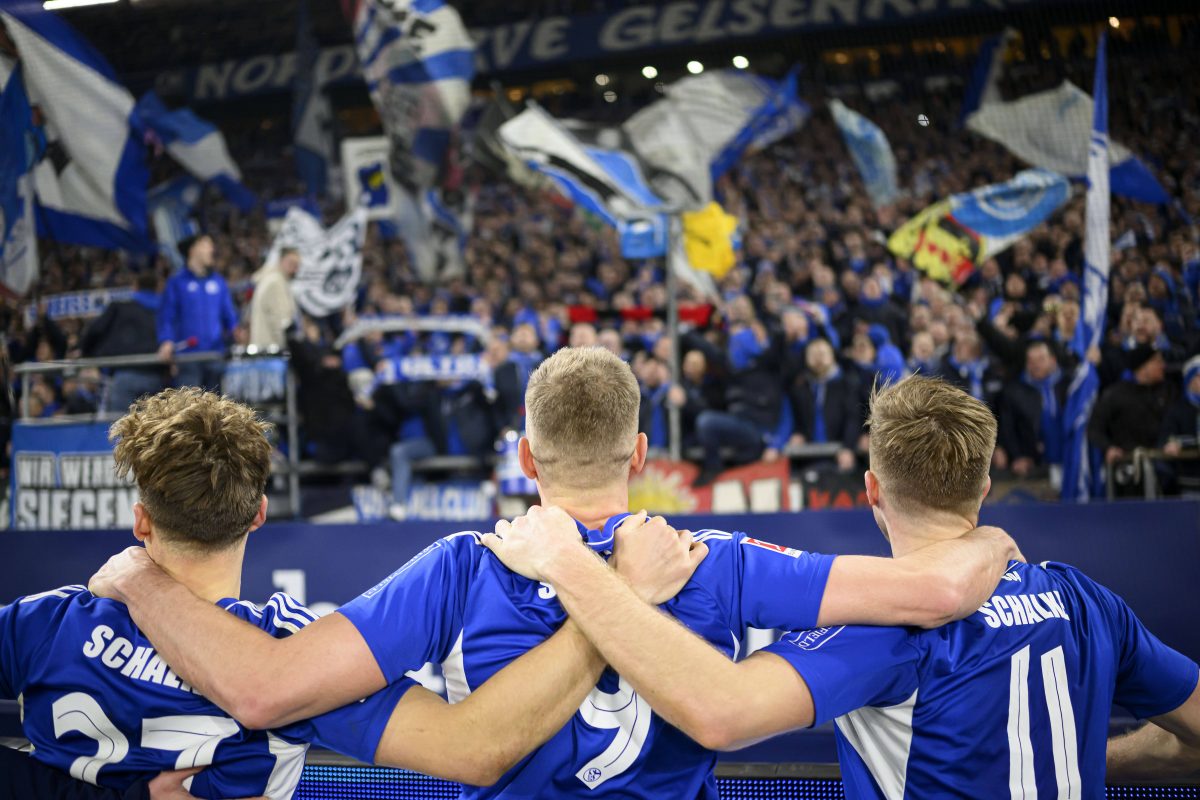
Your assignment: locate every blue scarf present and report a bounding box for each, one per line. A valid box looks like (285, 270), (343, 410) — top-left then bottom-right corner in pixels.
(949, 355), (989, 401)
(646, 385), (670, 449)
(728, 328), (765, 371)
(810, 366), (842, 444)
(1023, 368), (1063, 464)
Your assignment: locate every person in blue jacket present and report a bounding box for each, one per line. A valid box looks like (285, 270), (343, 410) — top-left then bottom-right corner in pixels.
(156, 235), (238, 391)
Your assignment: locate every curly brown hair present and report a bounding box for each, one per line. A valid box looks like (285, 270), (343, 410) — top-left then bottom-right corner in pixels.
(110, 388), (273, 551)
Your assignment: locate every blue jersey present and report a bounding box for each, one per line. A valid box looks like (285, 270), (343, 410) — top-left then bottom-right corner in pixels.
(0, 587), (403, 799)
(765, 560), (1199, 798)
(338, 515), (837, 798)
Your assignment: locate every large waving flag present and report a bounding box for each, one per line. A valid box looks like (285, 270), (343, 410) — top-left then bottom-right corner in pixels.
(959, 30), (1013, 125)
(350, 0), (474, 281)
(147, 176), (202, 271)
(623, 68), (808, 209)
(134, 92), (255, 211)
(0, 63), (40, 296)
(1061, 34), (1111, 502)
(293, 0), (332, 196)
(829, 99), (898, 208)
(351, 0), (473, 193)
(499, 104), (716, 295)
(1, 3), (150, 252)
(966, 80), (1169, 204)
(888, 168), (1070, 285)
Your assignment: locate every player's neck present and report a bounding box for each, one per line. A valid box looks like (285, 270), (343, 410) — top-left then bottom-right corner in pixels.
(537, 486), (629, 531)
(883, 512), (976, 559)
(149, 541), (246, 603)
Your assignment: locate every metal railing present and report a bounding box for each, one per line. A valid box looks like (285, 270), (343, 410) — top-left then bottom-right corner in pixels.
(12, 350), (304, 518)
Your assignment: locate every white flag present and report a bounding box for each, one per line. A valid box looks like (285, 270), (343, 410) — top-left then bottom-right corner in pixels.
(268, 207), (367, 317)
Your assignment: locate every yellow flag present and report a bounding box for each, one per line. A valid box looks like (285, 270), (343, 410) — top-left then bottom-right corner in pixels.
(887, 199), (982, 286)
(682, 202), (739, 279)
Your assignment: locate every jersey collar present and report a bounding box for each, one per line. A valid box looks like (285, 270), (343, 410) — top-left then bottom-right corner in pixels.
(574, 512), (635, 553)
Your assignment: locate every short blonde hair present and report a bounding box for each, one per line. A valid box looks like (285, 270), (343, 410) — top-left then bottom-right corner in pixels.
(868, 375), (996, 516)
(110, 388), (273, 551)
(525, 348), (640, 490)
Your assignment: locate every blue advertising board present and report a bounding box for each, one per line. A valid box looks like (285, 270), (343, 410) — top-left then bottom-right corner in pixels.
(0, 500), (1195, 662)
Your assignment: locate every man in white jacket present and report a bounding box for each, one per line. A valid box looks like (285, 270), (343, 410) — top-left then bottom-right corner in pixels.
(248, 248), (300, 351)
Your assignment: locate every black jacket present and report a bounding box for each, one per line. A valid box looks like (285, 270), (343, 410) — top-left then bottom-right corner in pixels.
(997, 376), (1070, 463)
(788, 370), (862, 450)
(1088, 380), (1174, 452)
(80, 299), (158, 359)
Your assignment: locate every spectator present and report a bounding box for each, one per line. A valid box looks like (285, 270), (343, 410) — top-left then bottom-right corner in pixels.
(79, 273), (164, 413)
(1089, 345), (1173, 473)
(940, 331), (1000, 406)
(509, 322), (545, 395)
(787, 338), (861, 472)
(1159, 355), (1200, 495)
(667, 349), (721, 448)
(568, 322), (598, 349)
(157, 235), (238, 391)
(907, 331), (940, 376)
(248, 247), (299, 351)
(482, 335), (523, 435)
(637, 356), (671, 450)
(694, 321), (790, 486)
(997, 340), (1068, 478)
(598, 328), (625, 360)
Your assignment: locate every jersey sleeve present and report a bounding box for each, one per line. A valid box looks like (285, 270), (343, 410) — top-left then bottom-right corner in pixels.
(693, 531), (836, 632)
(762, 625), (921, 727)
(337, 535), (478, 684)
(1068, 568), (1200, 719)
(276, 678), (419, 765)
(0, 587), (85, 699)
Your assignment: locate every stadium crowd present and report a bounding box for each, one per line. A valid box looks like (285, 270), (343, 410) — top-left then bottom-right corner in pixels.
(3, 32), (1199, 510)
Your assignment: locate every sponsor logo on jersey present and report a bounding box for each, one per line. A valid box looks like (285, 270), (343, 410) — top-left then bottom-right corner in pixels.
(742, 537), (803, 558)
(781, 626), (845, 652)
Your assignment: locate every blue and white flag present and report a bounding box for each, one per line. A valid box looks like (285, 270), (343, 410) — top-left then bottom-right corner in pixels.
(147, 176), (201, 271)
(499, 105), (666, 241)
(959, 30), (1012, 124)
(0, 62), (41, 296)
(829, 99), (898, 208)
(1061, 33), (1111, 503)
(293, 0), (332, 196)
(0, 4), (150, 252)
(623, 67), (808, 209)
(351, 0), (474, 193)
(966, 78), (1169, 205)
(134, 92), (255, 211)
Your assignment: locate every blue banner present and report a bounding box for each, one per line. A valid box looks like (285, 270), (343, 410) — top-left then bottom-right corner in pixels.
(0, 501), (1196, 664)
(9, 421), (135, 531)
(829, 98), (898, 208)
(160, 0), (1042, 101)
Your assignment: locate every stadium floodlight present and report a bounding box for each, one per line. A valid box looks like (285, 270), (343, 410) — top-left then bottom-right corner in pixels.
(642, 66), (658, 79)
(732, 55), (749, 69)
(1108, 16), (1120, 28)
(603, 91), (617, 103)
(687, 60), (704, 75)
(43, 0), (118, 8)
(594, 73), (610, 86)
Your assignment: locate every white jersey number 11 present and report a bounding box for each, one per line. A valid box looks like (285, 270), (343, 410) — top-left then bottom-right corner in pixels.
(1007, 644), (1082, 798)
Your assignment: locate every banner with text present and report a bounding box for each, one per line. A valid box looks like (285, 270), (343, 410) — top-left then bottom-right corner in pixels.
(10, 422), (135, 530)
(157, 0), (1037, 101)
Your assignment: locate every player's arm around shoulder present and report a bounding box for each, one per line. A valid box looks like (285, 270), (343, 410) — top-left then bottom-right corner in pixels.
(1108, 680), (1200, 779)
(817, 525), (1022, 629)
(89, 547), (385, 730)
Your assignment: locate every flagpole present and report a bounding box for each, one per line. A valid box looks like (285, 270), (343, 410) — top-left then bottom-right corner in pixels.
(666, 214), (683, 462)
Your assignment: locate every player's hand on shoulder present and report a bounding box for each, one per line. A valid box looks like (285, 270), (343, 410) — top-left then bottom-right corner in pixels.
(972, 525), (1025, 564)
(611, 512), (708, 605)
(147, 767), (267, 800)
(482, 505), (589, 581)
(88, 545), (159, 602)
